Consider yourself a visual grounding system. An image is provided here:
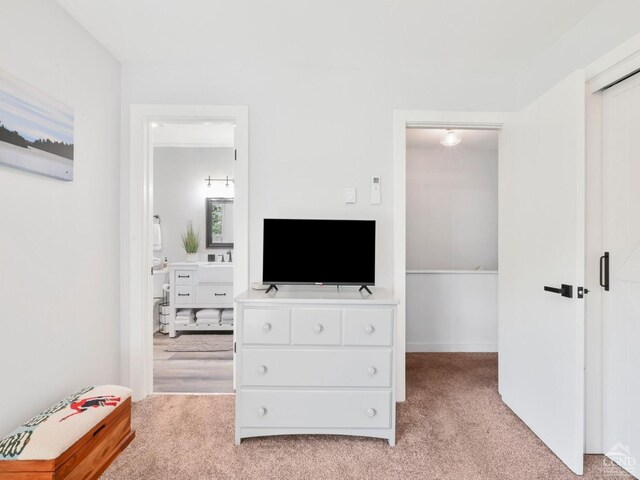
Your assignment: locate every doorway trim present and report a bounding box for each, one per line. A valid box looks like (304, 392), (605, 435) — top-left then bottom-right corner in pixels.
(392, 110), (508, 402)
(123, 104), (249, 401)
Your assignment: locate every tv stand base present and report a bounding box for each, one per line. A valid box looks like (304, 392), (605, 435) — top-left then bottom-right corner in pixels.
(359, 285), (372, 295)
(265, 284), (279, 294)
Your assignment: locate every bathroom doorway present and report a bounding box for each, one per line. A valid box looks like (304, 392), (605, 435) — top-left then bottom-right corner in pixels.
(125, 105), (249, 401)
(151, 121), (237, 393)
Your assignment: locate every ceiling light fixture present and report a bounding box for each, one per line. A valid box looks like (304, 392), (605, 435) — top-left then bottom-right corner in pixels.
(440, 129), (462, 147)
(205, 175), (234, 187)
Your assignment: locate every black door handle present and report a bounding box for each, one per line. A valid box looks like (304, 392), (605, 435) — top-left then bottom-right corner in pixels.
(544, 284), (573, 298)
(600, 252), (610, 291)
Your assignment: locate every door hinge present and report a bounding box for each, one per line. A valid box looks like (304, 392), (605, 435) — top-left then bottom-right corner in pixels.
(577, 287), (590, 299)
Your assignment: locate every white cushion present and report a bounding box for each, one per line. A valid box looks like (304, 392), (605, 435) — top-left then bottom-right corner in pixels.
(0, 385), (132, 461)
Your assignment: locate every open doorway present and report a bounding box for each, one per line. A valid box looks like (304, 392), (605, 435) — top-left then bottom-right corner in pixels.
(124, 104), (249, 402)
(151, 121), (236, 393)
(405, 128), (498, 352)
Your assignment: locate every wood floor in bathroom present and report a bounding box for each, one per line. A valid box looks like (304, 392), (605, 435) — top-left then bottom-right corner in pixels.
(153, 332), (234, 394)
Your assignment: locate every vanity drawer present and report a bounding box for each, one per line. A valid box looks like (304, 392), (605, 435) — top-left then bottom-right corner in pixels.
(174, 285), (195, 304)
(291, 308), (341, 345)
(241, 349), (392, 387)
(239, 390), (391, 429)
(174, 270), (195, 284)
(344, 309), (393, 346)
(196, 284), (233, 304)
(243, 309), (290, 344)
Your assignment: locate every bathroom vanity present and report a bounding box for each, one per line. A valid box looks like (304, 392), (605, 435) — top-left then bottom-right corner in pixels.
(234, 288), (398, 446)
(168, 262), (234, 336)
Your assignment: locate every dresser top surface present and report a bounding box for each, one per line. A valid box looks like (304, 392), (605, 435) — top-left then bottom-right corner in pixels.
(235, 287), (398, 305)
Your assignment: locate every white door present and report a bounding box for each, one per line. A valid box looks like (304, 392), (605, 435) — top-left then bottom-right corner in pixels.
(602, 72), (640, 478)
(499, 70), (586, 474)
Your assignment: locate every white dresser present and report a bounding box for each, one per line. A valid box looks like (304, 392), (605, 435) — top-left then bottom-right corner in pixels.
(168, 262), (234, 336)
(234, 289), (398, 446)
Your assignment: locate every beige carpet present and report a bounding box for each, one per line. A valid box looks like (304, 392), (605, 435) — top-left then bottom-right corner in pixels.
(102, 353), (632, 480)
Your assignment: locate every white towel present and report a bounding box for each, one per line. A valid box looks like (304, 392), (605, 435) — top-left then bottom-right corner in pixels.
(153, 223), (162, 251)
(221, 309), (234, 320)
(176, 309), (195, 321)
(196, 309), (219, 319)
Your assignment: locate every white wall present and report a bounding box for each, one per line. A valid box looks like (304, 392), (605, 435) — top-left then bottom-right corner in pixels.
(121, 66), (518, 290)
(153, 147), (234, 263)
(407, 272), (498, 352)
(406, 145), (498, 270)
(118, 0), (640, 290)
(0, 0), (121, 436)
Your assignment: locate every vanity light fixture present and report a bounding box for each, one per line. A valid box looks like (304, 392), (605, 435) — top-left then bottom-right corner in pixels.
(440, 129), (462, 147)
(205, 175), (234, 187)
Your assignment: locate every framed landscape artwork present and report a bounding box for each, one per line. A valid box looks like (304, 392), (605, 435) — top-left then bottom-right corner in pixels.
(0, 68), (74, 181)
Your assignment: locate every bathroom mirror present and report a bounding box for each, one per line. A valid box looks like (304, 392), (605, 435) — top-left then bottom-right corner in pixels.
(206, 198), (234, 248)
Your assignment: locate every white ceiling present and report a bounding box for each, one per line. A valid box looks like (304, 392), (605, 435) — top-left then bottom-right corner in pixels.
(56, 0), (604, 70)
(406, 128), (498, 151)
(152, 122), (235, 148)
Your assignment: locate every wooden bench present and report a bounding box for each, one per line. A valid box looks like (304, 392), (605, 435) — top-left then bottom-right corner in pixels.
(0, 385), (135, 480)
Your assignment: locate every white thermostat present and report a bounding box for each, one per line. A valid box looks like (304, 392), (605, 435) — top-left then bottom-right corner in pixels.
(371, 176), (381, 204)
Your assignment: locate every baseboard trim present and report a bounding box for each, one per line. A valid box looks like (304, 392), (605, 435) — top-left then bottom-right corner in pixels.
(407, 342), (497, 352)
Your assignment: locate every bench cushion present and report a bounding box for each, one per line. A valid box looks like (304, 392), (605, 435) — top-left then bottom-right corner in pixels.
(0, 385), (132, 461)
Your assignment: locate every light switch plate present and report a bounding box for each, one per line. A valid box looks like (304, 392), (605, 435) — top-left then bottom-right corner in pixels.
(345, 187), (357, 204)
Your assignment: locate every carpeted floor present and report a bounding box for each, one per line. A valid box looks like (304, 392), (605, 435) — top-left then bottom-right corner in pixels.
(102, 353), (632, 480)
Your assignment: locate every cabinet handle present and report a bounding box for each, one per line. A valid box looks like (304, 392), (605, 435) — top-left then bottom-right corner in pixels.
(313, 324), (324, 334)
(178, 293), (190, 297)
(178, 275), (190, 279)
(257, 365), (267, 375)
(257, 407), (267, 417)
(367, 367), (377, 376)
(214, 293), (227, 296)
(262, 323), (272, 332)
(367, 408), (376, 417)
(365, 324), (375, 334)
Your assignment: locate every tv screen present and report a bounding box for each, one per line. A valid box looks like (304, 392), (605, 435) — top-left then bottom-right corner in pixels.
(262, 219), (376, 286)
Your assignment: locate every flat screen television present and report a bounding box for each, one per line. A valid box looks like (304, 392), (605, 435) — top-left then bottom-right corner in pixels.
(262, 218), (375, 290)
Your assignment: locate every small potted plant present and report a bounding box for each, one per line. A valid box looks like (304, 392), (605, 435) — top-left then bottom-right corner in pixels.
(181, 224), (200, 262)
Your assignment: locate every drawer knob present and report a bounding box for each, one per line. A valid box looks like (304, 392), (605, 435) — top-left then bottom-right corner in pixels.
(313, 324), (324, 334)
(367, 408), (377, 417)
(257, 407), (267, 416)
(367, 367), (377, 376)
(365, 324), (375, 334)
(262, 323), (272, 332)
(257, 365), (267, 375)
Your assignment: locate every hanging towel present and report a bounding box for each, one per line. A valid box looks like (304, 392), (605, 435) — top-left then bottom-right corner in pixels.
(153, 223), (162, 251)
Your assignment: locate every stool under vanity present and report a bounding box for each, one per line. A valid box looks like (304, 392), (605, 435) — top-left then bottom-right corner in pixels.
(168, 262), (234, 336)
(234, 289), (398, 446)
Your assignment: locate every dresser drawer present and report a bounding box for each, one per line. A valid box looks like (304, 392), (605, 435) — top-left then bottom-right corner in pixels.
(174, 285), (195, 304)
(174, 270), (195, 284)
(343, 309), (393, 346)
(243, 309), (290, 344)
(239, 390), (391, 429)
(291, 308), (341, 345)
(196, 284), (233, 304)
(241, 349), (392, 387)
